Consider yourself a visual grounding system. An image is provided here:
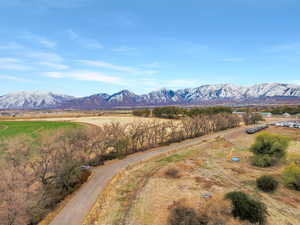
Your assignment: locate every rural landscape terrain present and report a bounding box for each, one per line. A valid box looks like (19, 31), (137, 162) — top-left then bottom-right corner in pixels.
(0, 105), (300, 225)
(2, 1), (300, 225)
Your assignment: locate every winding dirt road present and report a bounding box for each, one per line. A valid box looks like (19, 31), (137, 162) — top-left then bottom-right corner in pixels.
(49, 126), (246, 225)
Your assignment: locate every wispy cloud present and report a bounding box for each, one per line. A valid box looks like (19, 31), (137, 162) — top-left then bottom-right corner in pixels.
(141, 62), (160, 68)
(67, 29), (103, 49)
(218, 57), (245, 62)
(0, 42), (25, 50)
(44, 71), (123, 84)
(265, 43), (300, 54)
(39, 62), (69, 70)
(77, 60), (137, 73)
(77, 59), (159, 75)
(26, 51), (63, 62)
(0, 58), (32, 71)
(0, 75), (31, 82)
(22, 32), (57, 48)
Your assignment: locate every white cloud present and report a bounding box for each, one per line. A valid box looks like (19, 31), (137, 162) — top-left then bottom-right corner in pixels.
(0, 58), (32, 71)
(0, 42), (24, 50)
(26, 51), (63, 62)
(0, 75), (31, 82)
(218, 57), (245, 62)
(77, 59), (160, 75)
(67, 29), (103, 49)
(44, 71), (124, 84)
(77, 60), (137, 73)
(141, 62), (160, 68)
(39, 62), (69, 70)
(266, 43), (300, 53)
(22, 32), (57, 48)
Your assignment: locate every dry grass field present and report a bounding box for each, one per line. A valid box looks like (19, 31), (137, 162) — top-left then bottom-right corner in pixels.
(19, 115), (169, 127)
(83, 126), (300, 225)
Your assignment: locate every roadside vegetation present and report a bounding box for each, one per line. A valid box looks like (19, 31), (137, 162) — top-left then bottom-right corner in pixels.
(83, 124), (300, 225)
(0, 113), (240, 225)
(242, 111), (264, 125)
(133, 106), (233, 119)
(250, 132), (289, 167)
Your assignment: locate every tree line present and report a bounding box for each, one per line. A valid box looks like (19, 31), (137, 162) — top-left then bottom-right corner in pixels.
(133, 106), (233, 119)
(0, 113), (240, 225)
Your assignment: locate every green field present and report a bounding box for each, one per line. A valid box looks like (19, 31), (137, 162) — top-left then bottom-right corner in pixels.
(0, 121), (79, 138)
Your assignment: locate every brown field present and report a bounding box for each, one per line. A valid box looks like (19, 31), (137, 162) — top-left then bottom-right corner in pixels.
(26, 115), (168, 127)
(84, 126), (300, 225)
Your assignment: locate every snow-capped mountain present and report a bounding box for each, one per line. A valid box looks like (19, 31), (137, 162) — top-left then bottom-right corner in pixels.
(0, 91), (74, 109)
(1, 83), (300, 109)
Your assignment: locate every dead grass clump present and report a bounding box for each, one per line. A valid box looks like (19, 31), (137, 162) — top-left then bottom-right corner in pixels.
(168, 201), (204, 225)
(165, 168), (181, 178)
(198, 194), (242, 225)
(168, 196), (242, 225)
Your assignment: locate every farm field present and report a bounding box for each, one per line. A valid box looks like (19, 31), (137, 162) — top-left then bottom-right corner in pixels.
(19, 115), (169, 127)
(0, 121), (79, 138)
(84, 126), (300, 225)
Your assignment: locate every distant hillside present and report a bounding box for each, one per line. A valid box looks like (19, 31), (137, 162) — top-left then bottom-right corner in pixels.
(1, 83), (300, 109)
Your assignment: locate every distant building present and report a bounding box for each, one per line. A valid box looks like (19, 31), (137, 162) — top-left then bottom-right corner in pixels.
(260, 112), (272, 118)
(283, 112), (291, 117)
(0, 112), (17, 117)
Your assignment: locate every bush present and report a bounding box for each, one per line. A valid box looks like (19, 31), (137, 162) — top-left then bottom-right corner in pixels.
(225, 191), (267, 224)
(282, 162), (300, 191)
(153, 106), (183, 119)
(250, 133), (289, 167)
(168, 202), (204, 225)
(132, 109), (151, 117)
(251, 155), (274, 167)
(256, 175), (278, 192)
(165, 168), (180, 178)
(242, 112), (264, 125)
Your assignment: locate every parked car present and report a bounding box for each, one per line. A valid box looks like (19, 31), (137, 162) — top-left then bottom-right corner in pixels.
(245, 125), (268, 134)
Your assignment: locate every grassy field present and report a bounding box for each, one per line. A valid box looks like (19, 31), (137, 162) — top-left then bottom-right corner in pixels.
(83, 126), (300, 225)
(0, 121), (79, 138)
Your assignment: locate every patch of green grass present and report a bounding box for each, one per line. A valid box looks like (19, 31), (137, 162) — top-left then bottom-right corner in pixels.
(157, 150), (194, 164)
(0, 121), (79, 138)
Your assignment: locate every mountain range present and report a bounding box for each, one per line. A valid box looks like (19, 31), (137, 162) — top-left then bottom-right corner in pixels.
(1, 83), (300, 110)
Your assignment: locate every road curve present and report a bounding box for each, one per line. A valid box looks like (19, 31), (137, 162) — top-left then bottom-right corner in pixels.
(49, 126), (246, 225)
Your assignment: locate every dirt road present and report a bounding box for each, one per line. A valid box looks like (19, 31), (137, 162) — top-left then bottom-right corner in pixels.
(49, 126), (246, 225)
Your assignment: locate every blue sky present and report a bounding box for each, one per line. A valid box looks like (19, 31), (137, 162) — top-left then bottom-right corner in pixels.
(0, 0), (300, 96)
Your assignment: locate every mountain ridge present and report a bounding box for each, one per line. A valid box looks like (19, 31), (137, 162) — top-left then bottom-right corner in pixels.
(1, 83), (300, 109)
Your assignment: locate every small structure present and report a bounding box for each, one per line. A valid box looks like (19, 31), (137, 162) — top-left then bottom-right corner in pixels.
(260, 112), (272, 118)
(231, 157), (240, 162)
(283, 112), (291, 118)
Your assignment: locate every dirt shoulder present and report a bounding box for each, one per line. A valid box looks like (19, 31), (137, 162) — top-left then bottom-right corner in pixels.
(48, 126), (246, 225)
(83, 127), (300, 225)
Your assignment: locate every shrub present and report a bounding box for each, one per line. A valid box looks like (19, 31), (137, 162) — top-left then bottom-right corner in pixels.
(153, 106), (183, 119)
(242, 112), (264, 125)
(132, 109), (151, 117)
(251, 155), (273, 167)
(165, 168), (180, 178)
(168, 202), (204, 225)
(256, 175), (278, 192)
(250, 133), (289, 167)
(198, 194), (240, 225)
(282, 162), (300, 191)
(225, 191), (267, 224)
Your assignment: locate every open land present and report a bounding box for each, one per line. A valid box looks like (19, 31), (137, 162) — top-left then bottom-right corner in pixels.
(83, 126), (300, 225)
(0, 121), (79, 138)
